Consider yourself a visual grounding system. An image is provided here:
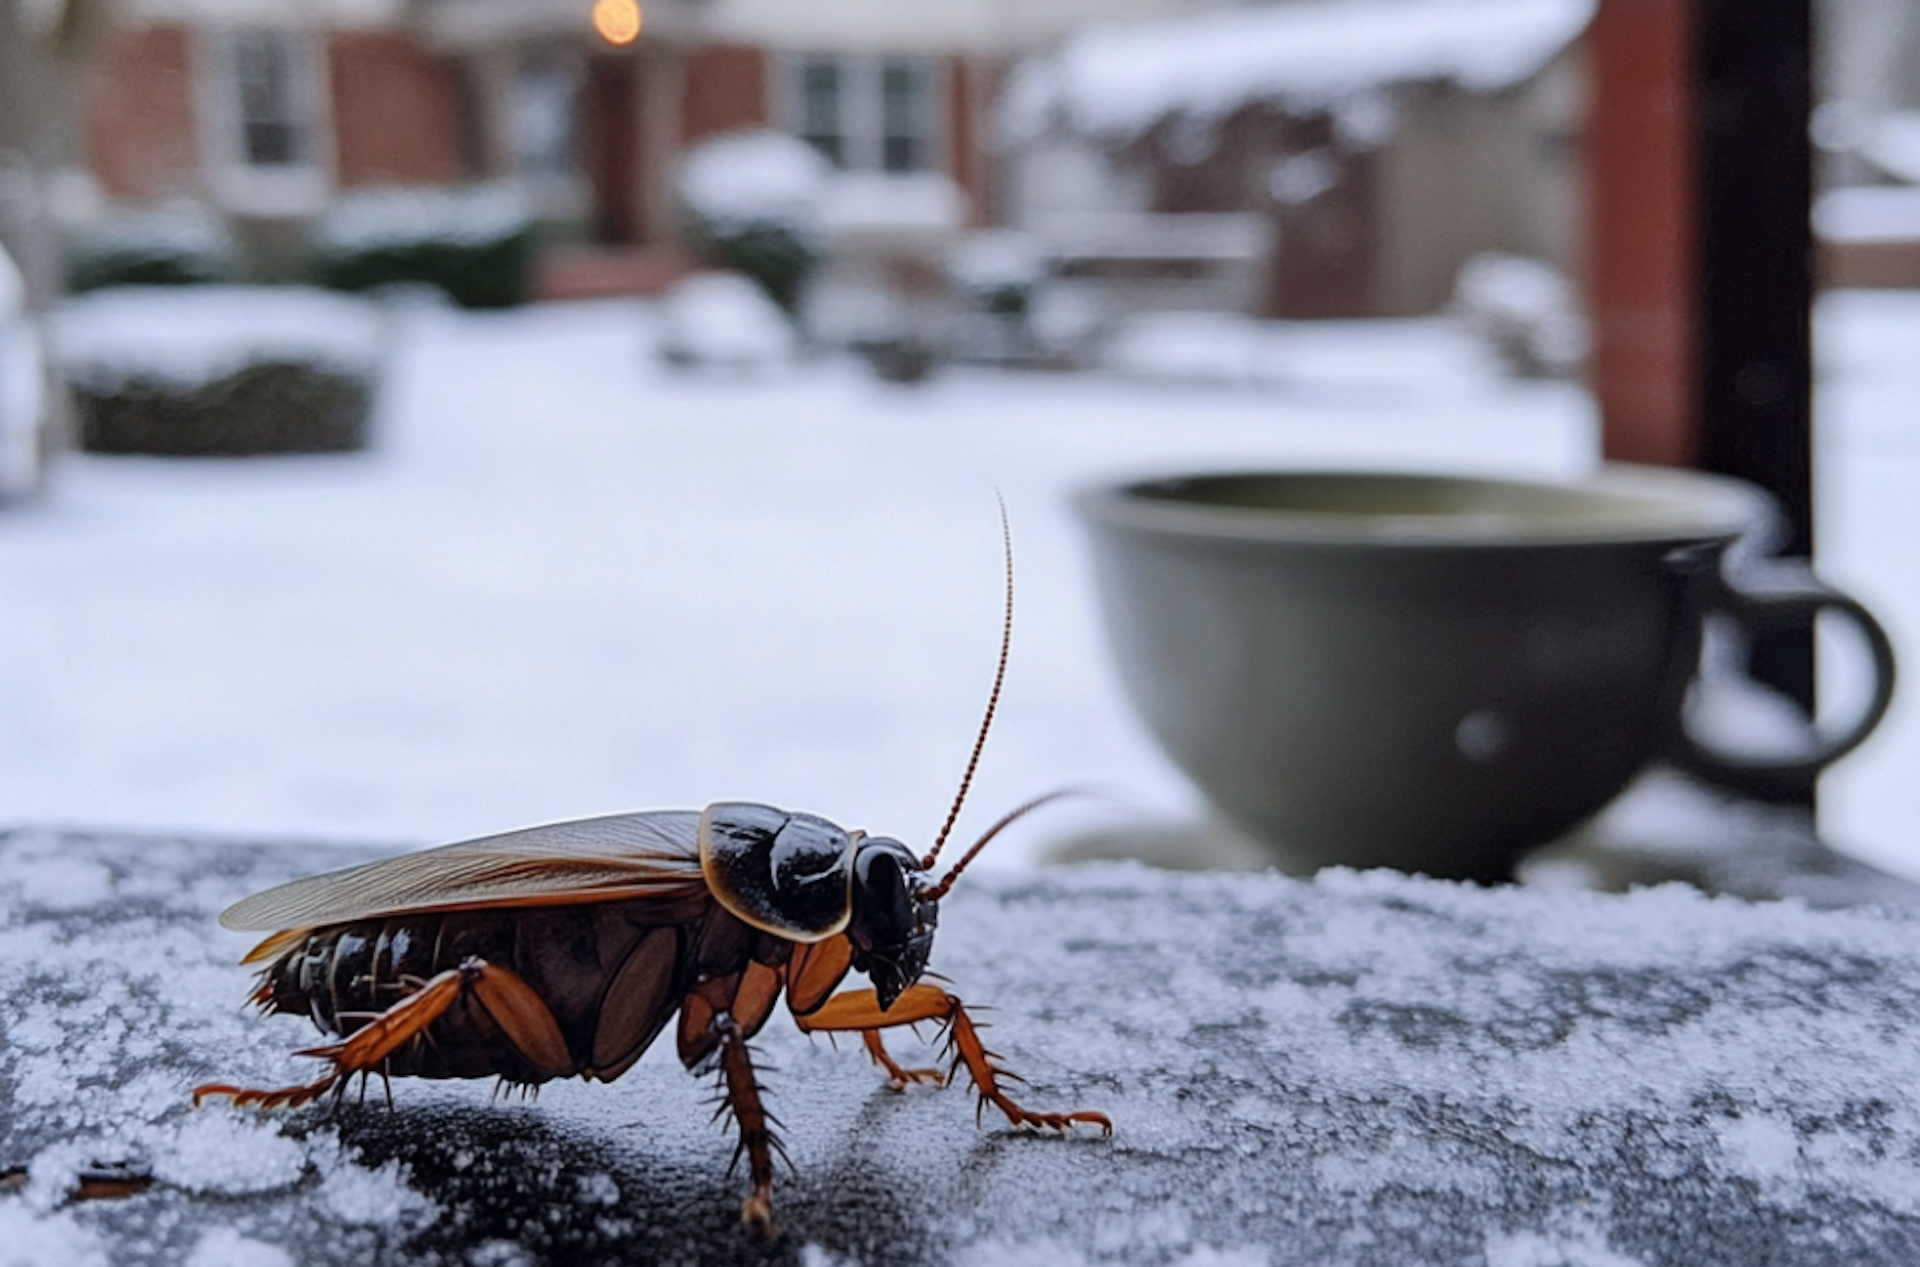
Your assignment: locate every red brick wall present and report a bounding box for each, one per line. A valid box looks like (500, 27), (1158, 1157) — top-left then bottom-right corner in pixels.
(328, 31), (467, 187)
(949, 55), (997, 226)
(85, 25), (199, 201)
(1586, 0), (1698, 467)
(682, 43), (767, 145)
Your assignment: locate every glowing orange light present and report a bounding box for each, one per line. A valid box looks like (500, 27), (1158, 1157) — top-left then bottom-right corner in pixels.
(592, 0), (642, 45)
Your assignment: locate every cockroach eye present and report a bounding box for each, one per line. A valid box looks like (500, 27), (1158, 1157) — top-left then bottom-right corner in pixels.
(851, 839), (916, 948)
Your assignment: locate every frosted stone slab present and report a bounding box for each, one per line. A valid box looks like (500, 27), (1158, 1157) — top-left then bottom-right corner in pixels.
(1, 829), (1915, 1265)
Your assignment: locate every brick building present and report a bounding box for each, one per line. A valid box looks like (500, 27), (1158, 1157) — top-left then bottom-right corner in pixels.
(76, 0), (1211, 281)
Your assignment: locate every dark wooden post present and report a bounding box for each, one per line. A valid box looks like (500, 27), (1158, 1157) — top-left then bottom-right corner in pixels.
(1587, 0), (1817, 800)
(1693, 0), (1817, 718)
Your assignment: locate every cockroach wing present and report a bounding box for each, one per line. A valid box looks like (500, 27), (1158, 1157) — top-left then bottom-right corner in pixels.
(219, 811), (711, 932)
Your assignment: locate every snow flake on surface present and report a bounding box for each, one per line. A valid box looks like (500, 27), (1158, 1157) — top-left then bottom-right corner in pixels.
(150, 1113), (308, 1196)
(1484, 1222), (1647, 1267)
(0, 1200), (108, 1267)
(183, 1227), (294, 1267)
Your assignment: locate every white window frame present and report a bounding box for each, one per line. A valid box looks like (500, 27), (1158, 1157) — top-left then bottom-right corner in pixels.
(198, 25), (332, 218)
(782, 53), (946, 175)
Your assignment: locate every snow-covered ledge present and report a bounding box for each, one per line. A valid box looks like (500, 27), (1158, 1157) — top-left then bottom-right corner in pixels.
(1, 828), (1916, 1264)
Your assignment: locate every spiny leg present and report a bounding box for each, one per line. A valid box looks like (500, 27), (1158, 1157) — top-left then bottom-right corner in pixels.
(710, 1014), (789, 1237)
(195, 957), (572, 1110)
(796, 986), (1111, 1135)
(860, 1029), (944, 1091)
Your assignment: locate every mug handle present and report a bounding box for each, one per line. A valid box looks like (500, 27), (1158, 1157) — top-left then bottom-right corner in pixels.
(1672, 562), (1898, 799)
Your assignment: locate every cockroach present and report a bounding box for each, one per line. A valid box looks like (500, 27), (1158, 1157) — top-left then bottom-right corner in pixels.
(193, 517), (1110, 1235)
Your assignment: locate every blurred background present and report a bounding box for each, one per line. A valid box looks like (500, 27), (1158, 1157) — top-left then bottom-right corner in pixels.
(1, 0), (1916, 879)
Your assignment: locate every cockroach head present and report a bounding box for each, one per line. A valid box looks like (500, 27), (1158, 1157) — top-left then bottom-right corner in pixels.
(846, 836), (938, 1012)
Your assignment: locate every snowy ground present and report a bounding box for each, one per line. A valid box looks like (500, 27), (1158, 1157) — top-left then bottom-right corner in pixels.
(1, 291), (1915, 881)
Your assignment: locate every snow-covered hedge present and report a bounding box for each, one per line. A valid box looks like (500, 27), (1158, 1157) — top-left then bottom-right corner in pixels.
(308, 186), (536, 310)
(675, 131), (829, 314)
(53, 286), (383, 455)
(948, 230), (1050, 319)
(1451, 252), (1587, 379)
(0, 241), (48, 500)
(64, 207), (239, 294)
(655, 272), (797, 372)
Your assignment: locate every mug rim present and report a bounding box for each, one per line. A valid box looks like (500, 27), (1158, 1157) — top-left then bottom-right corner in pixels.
(1075, 464), (1769, 549)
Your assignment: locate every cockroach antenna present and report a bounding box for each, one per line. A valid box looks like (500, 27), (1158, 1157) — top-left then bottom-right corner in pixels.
(922, 494), (1015, 874)
(922, 788), (1083, 900)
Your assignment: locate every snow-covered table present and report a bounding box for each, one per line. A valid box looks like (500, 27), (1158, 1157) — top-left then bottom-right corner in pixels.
(2, 826), (1916, 1266)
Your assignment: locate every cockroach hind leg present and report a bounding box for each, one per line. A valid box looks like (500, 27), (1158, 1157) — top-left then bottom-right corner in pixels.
(712, 1016), (784, 1238)
(741, 1191), (778, 1240)
(191, 1071), (342, 1112)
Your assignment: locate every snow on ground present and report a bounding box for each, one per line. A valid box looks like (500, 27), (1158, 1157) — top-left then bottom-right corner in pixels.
(0, 291), (1915, 880)
(0, 298), (1593, 870)
(1812, 290), (1920, 881)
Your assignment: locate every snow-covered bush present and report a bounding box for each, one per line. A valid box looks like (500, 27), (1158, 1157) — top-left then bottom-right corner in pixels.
(1451, 252), (1587, 379)
(309, 186), (536, 310)
(53, 286), (383, 455)
(0, 240), (49, 500)
(64, 206), (238, 293)
(675, 131), (829, 314)
(655, 272), (797, 372)
(948, 230), (1050, 320)
(942, 230), (1056, 365)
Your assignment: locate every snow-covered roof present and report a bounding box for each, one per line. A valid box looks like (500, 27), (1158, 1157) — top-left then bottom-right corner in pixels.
(1003, 0), (1596, 144)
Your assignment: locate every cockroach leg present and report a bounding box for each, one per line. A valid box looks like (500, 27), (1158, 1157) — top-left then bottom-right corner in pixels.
(795, 986), (1112, 1136)
(859, 1028), (944, 1090)
(196, 958), (573, 1111)
(712, 1014), (785, 1237)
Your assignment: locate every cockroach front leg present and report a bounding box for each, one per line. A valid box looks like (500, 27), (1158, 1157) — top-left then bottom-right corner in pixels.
(859, 1029), (945, 1090)
(195, 958), (572, 1110)
(796, 987), (1112, 1135)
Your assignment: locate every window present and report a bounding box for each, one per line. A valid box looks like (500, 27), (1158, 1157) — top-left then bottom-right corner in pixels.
(508, 60), (577, 180)
(204, 27), (328, 216)
(879, 61), (933, 173)
(799, 59), (847, 166)
(787, 55), (941, 174)
(229, 29), (315, 169)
